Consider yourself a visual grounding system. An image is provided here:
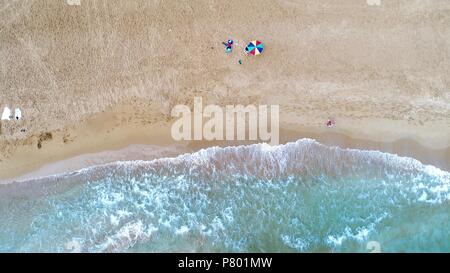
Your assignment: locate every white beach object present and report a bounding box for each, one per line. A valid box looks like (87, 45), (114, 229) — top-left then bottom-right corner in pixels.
(15, 108), (22, 120)
(1, 107), (11, 121)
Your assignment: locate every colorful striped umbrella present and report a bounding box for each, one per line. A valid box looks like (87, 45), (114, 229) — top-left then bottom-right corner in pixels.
(245, 40), (264, 55)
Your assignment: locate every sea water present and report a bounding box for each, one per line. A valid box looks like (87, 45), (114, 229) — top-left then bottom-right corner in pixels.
(0, 139), (449, 252)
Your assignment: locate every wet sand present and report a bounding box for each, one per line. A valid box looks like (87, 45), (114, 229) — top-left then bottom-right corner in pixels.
(1, 115), (449, 184)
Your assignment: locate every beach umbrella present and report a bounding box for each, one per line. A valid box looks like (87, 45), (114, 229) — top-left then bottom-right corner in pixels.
(245, 40), (264, 55)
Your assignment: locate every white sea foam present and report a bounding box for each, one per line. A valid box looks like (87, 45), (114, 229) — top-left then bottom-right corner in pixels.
(1, 139), (449, 253)
(15, 138), (448, 185)
(98, 221), (157, 252)
(281, 235), (308, 251)
(175, 226), (190, 235)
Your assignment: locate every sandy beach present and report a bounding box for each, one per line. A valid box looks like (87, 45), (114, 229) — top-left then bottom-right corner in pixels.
(1, 0), (450, 182)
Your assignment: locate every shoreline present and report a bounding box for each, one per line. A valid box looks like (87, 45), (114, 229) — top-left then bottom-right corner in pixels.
(1, 120), (449, 184)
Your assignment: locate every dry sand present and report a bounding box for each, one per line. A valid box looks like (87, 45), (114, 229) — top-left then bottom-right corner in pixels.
(1, 0), (450, 181)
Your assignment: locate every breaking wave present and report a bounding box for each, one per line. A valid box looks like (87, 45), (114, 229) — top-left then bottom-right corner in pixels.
(0, 139), (449, 252)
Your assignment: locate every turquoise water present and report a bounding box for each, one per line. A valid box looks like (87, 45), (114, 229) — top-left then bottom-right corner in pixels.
(0, 139), (449, 252)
